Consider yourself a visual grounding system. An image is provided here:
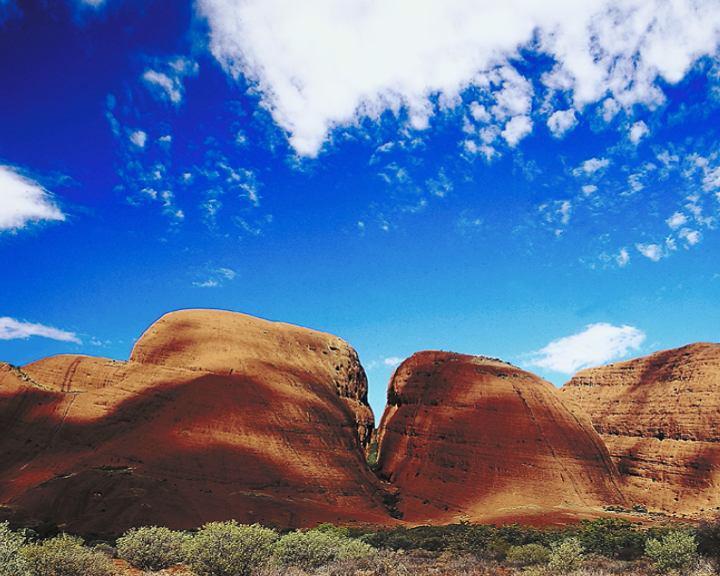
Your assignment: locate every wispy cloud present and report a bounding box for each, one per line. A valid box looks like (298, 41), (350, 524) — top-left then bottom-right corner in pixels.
(142, 57), (198, 106)
(199, 0), (720, 156)
(0, 317), (81, 344)
(636, 242), (667, 262)
(547, 109), (578, 138)
(193, 267), (237, 288)
(383, 356), (403, 367)
(129, 130), (147, 149)
(629, 120), (649, 144)
(0, 165), (65, 232)
(527, 322), (646, 374)
(574, 157), (610, 177)
(366, 356), (405, 370)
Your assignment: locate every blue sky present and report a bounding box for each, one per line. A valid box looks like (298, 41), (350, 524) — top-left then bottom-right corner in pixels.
(1, 0), (720, 418)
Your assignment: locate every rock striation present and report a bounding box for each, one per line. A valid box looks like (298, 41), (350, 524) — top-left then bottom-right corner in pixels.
(11, 310), (711, 533)
(0, 310), (390, 534)
(561, 343), (720, 515)
(376, 351), (625, 524)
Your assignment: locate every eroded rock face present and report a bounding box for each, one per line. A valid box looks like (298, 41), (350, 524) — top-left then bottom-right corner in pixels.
(376, 351), (625, 524)
(561, 343), (720, 515)
(0, 310), (389, 534)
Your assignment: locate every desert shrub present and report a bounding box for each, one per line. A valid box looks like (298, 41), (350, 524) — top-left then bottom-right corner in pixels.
(274, 528), (375, 569)
(0, 521), (29, 576)
(506, 543), (550, 567)
(496, 524), (554, 547)
(645, 530), (697, 573)
(361, 525), (452, 552)
(696, 514), (720, 561)
(316, 549), (412, 576)
(548, 537), (584, 574)
(310, 523), (351, 538)
(185, 521), (278, 576)
(689, 558), (717, 576)
(361, 523), (556, 559)
(91, 542), (116, 558)
(446, 524), (504, 558)
(116, 525), (188, 571)
(21, 534), (116, 576)
(578, 518), (646, 560)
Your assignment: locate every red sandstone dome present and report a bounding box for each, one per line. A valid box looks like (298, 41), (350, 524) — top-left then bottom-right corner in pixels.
(376, 351), (626, 525)
(0, 310), (391, 534)
(561, 342), (720, 516)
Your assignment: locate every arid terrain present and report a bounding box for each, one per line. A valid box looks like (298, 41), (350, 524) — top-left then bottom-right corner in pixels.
(1, 309), (719, 537)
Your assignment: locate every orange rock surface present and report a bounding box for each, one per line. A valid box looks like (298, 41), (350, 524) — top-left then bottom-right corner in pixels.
(561, 343), (720, 515)
(375, 351), (626, 524)
(0, 310), (390, 534)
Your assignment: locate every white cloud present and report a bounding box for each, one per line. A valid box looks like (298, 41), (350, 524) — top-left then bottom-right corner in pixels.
(629, 120), (650, 144)
(198, 0), (720, 156)
(666, 211), (688, 229)
(575, 157), (610, 176)
(540, 199), (572, 233)
(601, 97), (620, 121)
(142, 57), (198, 106)
(129, 130), (147, 148)
(636, 242), (666, 261)
(501, 115), (533, 146)
(0, 317), (81, 344)
(527, 322), (645, 374)
(703, 165), (720, 191)
(383, 356), (403, 367)
(0, 165), (65, 232)
(616, 247), (630, 267)
(581, 184), (598, 195)
(193, 267), (237, 288)
(547, 109), (578, 137)
(217, 267), (237, 280)
(469, 102), (491, 123)
(678, 227), (701, 246)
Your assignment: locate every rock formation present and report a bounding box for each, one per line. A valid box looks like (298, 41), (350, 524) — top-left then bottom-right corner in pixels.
(561, 343), (720, 515)
(0, 310), (390, 535)
(13, 310), (711, 533)
(375, 351), (626, 525)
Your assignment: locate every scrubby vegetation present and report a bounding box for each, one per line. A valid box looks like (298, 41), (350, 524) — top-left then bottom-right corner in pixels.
(185, 521), (278, 576)
(2, 516), (720, 575)
(645, 530), (698, 573)
(273, 524), (375, 569)
(547, 537), (584, 573)
(0, 521), (29, 576)
(505, 543), (550, 566)
(116, 525), (188, 571)
(21, 533), (117, 576)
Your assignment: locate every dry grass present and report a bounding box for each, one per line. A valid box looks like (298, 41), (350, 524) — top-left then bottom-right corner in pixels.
(110, 553), (720, 576)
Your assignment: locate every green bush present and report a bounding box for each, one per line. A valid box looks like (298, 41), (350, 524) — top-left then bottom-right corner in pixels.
(0, 522), (29, 576)
(547, 537), (584, 574)
(505, 543), (550, 567)
(645, 530), (697, 573)
(360, 523), (557, 558)
(310, 523), (351, 538)
(446, 524), (499, 557)
(21, 534), (116, 576)
(578, 518), (646, 560)
(274, 528), (375, 569)
(185, 521), (278, 576)
(116, 525), (187, 571)
(696, 514), (720, 561)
